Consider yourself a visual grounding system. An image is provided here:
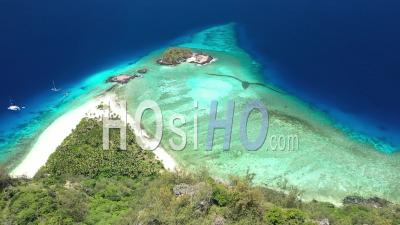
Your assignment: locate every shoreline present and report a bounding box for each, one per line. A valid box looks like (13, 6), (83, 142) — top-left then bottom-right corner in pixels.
(105, 93), (178, 172)
(10, 93), (178, 178)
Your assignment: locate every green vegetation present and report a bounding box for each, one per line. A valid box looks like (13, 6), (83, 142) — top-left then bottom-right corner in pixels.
(40, 118), (161, 178)
(1, 118), (399, 224)
(158, 47), (193, 65)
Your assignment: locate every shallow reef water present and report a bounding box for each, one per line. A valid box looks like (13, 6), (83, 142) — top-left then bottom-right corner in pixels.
(121, 24), (400, 205)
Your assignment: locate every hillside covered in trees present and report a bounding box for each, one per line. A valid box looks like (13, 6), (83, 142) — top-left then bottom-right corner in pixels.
(0, 119), (399, 225)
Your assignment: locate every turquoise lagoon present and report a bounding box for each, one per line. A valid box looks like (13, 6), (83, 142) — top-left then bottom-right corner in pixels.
(1, 24), (399, 205)
(118, 24), (400, 205)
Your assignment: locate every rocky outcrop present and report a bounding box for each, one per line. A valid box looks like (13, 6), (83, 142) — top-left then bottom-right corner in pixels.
(106, 74), (139, 84)
(317, 218), (330, 225)
(343, 196), (391, 208)
(213, 216), (226, 225)
(137, 68), (148, 74)
(157, 47), (214, 66)
(173, 182), (212, 214)
(173, 183), (196, 196)
(195, 199), (210, 214)
(187, 53), (214, 65)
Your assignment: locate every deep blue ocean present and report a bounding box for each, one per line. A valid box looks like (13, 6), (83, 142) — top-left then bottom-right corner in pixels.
(1, 0), (399, 151)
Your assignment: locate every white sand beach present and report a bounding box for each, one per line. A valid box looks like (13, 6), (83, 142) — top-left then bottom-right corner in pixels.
(10, 93), (178, 178)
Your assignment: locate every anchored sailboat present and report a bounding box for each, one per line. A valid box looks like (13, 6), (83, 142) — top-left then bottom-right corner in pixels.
(51, 80), (61, 92)
(7, 100), (24, 111)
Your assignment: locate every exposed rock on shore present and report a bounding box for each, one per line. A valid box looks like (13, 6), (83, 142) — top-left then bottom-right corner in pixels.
(106, 68), (147, 84)
(343, 196), (391, 208)
(106, 74), (137, 84)
(187, 53), (214, 65)
(137, 68), (148, 74)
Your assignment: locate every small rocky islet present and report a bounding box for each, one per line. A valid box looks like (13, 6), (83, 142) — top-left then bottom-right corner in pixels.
(106, 68), (148, 84)
(156, 47), (214, 66)
(107, 47), (214, 84)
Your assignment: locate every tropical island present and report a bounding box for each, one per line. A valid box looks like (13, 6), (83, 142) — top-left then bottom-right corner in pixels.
(2, 24), (400, 225)
(157, 47), (214, 66)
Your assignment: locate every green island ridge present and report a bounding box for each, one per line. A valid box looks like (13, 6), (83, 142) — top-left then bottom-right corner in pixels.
(1, 119), (399, 225)
(157, 48), (194, 65)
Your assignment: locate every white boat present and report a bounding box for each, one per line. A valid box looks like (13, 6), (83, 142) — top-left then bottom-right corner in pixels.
(8, 104), (21, 111)
(51, 80), (61, 92)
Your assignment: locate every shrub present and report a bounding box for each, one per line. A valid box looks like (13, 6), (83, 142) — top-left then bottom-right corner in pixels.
(0, 167), (13, 190)
(228, 175), (265, 221)
(285, 209), (306, 225)
(264, 208), (286, 225)
(57, 189), (88, 222)
(212, 184), (231, 207)
(264, 208), (307, 225)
